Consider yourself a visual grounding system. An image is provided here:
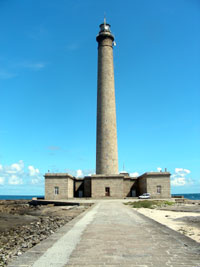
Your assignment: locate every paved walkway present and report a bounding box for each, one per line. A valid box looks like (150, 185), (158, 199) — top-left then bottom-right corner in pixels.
(8, 201), (200, 267)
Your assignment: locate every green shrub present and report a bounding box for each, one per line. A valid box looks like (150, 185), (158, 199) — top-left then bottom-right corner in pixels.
(125, 200), (174, 209)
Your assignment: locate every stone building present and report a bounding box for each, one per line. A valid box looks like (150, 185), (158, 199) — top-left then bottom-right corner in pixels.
(44, 20), (171, 200)
(45, 171), (170, 199)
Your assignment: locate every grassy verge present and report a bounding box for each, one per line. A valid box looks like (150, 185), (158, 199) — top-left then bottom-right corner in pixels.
(125, 200), (174, 209)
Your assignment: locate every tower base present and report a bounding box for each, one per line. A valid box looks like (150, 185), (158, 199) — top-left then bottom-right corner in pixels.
(91, 174), (125, 198)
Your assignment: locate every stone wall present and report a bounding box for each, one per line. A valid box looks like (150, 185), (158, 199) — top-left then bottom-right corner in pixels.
(123, 178), (138, 197)
(74, 179), (84, 198)
(146, 176), (171, 199)
(91, 175), (124, 198)
(96, 28), (118, 175)
(138, 177), (147, 195)
(67, 177), (74, 198)
(84, 177), (91, 197)
(45, 173), (74, 200)
(138, 172), (171, 198)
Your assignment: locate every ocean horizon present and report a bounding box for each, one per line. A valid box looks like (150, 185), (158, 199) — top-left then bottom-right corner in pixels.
(0, 193), (200, 200)
(0, 195), (44, 200)
(171, 193), (200, 200)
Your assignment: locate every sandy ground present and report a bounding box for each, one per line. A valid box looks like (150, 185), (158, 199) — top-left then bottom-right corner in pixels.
(137, 205), (200, 243)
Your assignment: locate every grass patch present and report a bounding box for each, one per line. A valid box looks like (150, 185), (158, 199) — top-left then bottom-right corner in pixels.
(125, 200), (174, 209)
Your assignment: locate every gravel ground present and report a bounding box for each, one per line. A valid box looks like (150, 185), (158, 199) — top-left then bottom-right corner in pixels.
(0, 200), (89, 266)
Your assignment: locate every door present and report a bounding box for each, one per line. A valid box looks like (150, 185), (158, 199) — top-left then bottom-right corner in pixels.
(105, 187), (110, 196)
(78, 191), (83, 198)
(131, 189), (136, 197)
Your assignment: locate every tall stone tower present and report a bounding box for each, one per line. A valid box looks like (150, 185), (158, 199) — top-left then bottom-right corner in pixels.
(96, 20), (118, 175)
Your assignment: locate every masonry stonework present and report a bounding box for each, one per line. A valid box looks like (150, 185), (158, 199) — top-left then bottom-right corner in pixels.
(91, 175), (124, 198)
(74, 179), (84, 198)
(138, 172), (171, 199)
(84, 177), (91, 198)
(123, 177), (138, 197)
(45, 173), (74, 200)
(96, 22), (118, 175)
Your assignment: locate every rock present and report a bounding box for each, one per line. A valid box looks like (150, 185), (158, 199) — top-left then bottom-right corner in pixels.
(0, 202), (87, 266)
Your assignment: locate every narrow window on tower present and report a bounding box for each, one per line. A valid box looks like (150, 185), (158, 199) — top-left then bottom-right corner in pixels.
(157, 185), (161, 194)
(54, 186), (59, 195)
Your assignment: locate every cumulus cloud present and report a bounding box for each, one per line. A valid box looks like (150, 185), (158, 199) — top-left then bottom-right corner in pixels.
(28, 166), (40, 176)
(171, 168), (193, 186)
(0, 160), (43, 186)
(130, 172), (139, 178)
(9, 175), (23, 185)
(31, 178), (41, 184)
(0, 177), (4, 185)
(64, 168), (95, 178)
(76, 169), (83, 178)
(175, 168), (190, 175)
(11, 160), (24, 172)
(28, 166), (41, 184)
(5, 160), (24, 175)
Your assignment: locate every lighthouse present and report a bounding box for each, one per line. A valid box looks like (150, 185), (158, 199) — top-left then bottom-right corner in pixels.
(96, 20), (118, 175)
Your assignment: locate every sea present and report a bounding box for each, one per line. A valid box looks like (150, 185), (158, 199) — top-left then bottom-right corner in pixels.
(172, 193), (200, 200)
(0, 193), (200, 200)
(0, 195), (44, 200)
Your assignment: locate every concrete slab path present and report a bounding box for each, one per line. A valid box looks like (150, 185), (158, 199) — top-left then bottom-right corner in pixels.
(8, 201), (200, 267)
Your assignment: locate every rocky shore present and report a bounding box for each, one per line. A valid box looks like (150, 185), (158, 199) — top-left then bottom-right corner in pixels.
(0, 200), (89, 266)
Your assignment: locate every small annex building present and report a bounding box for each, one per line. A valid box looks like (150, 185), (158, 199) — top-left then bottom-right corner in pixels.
(44, 172), (171, 200)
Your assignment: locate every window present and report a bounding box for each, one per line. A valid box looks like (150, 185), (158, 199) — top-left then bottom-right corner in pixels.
(54, 186), (59, 195)
(157, 185), (161, 194)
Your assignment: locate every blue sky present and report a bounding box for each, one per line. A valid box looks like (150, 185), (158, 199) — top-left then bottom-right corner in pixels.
(0, 0), (199, 195)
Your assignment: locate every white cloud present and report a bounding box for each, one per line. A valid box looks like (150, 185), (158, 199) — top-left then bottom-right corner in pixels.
(5, 160), (24, 174)
(0, 177), (4, 185)
(28, 166), (41, 184)
(76, 169), (83, 178)
(31, 178), (41, 184)
(130, 172), (139, 178)
(11, 160), (24, 172)
(28, 166), (40, 176)
(171, 168), (193, 187)
(0, 160), (42, 186)
(157, 167), (162, 172)
(64, 168), (95, 178)
(175, 168), (190, 174)
(171, 177), (186, 186)
(8, 175), (23, 185)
